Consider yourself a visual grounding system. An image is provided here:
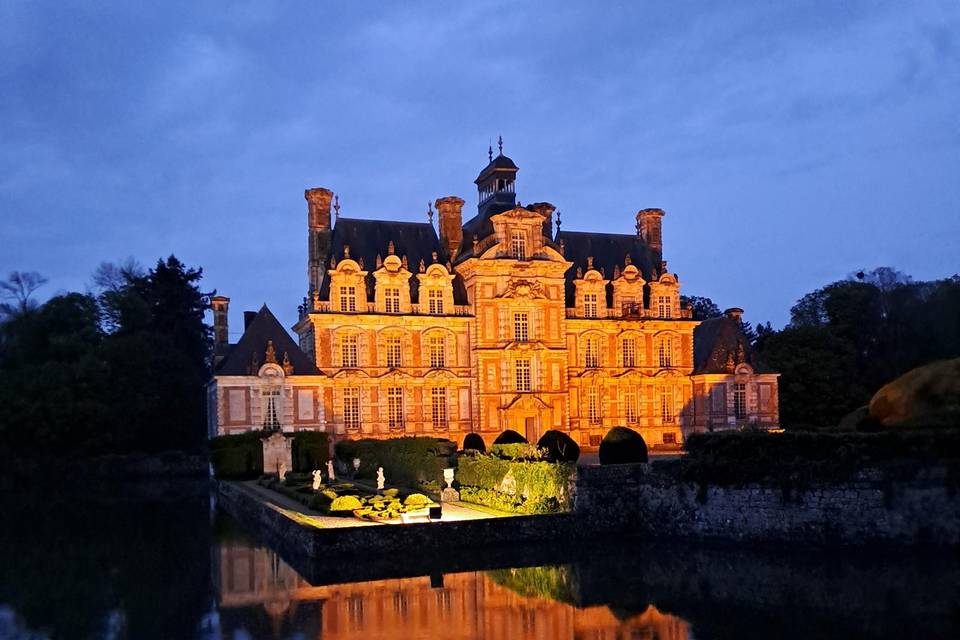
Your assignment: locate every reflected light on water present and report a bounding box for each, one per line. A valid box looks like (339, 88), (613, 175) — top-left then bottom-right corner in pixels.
(216, 542), (688, 640)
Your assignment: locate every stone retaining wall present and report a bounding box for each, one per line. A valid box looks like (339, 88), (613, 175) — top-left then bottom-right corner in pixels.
(574, 463), (960, 545)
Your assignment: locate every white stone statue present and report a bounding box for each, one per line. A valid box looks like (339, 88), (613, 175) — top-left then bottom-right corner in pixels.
(327, 459), (335, 481)
(376, 467), (385, 491)
(312, 470), (323, 490)
(443, 468), (455, 490)
(278, 463), (287, 482)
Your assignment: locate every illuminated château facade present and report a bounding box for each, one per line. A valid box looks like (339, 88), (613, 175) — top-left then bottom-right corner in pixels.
(207, 146), (779, 447)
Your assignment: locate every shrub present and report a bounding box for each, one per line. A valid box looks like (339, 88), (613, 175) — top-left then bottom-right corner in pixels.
(493, 430), (527, 445)
(209, 431), (267, 479)
(537, 430), (580, 463)
(334, 437), (457, 487)
(463, 433), (487, 453)
(291, 431), (330, 472)
(599, 427), (648, 465)
(490, 443), (547, 461)
(329, 495), (363, 512)
(456, 454), (575, 514)
(403, 493), (431, 507)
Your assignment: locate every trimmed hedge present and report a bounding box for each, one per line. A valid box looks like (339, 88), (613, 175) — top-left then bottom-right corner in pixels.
(456, 453), (575, 514)
(291, 431), (330, 472)
(490, 443), (546, 461)
(493, 430), (527, 445)
(334, 437), (457, 488)
(680, 429), (960, 486)
(537, 430), (580, 463)
(599, 427), (648, 465)
(209, 430), (267, 479)
(486, 565), (577, 605)
(463, 432), (487, 453)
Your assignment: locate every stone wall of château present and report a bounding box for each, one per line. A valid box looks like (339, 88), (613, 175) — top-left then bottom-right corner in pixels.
(574, 463), (960, 545)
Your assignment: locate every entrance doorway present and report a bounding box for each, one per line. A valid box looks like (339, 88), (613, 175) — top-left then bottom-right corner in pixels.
(524, 416), (539, 443)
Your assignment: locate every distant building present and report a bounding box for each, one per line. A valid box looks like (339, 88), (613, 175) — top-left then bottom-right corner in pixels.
(207, 145), (779, 446)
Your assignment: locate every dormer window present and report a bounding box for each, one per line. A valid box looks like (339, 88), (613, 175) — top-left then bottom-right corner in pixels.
(584, 293), (598, 318)
(340, 285), (358, 313)
(428, 289), (444, 315)
(658, 295), (672, 318)
(510, 230), (527, 260)
(384, 287), (400, 313)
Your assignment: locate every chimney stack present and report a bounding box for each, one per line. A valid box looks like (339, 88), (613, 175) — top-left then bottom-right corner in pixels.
(528, 202), (556, 239)
(435, 196), (465, 259)
(305, 187), (334, 294)
(636, 208), (665, 256)
(211, 296), (230, 346)
(724, 307), (744, 323)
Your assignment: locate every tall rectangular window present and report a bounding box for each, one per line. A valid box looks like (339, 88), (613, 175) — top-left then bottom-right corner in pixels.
(588, 387), (601, 425)
(583, 293), (598, 318)
(386, 335), (402, 368)
(660, 386), (675, 423)
(430, 387), (448, 430)
(625, 386), (639, 424)
(734, 383), (747, 419)
(341, 334), (359, 368)
(513, 311), (529, 342)
(515, 359), (531, 392)
(340, 285), (357, 312)
(343, 387), (361, 430)
(387, 387), (404, 429)
(658, 295), (672, 318)
(585, 336), (600, 369)
(428, 289), (444, 315)
(384, 287), (401, 313)
(622, 337), (637, 368)
(658, 337), (673, 368)
(511, 230), (527, 260)
(428, 334), (446, 368)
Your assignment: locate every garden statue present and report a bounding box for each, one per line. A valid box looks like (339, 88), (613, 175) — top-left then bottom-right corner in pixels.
(327, 459), (335, 481)
(278, 463), (287, 482)
(312, 470), (323, 490)
(376, 467), (385, 491)
(443, 468), (455, 489)
(352, 458), (361, 476)
(441, 467), (460, 503)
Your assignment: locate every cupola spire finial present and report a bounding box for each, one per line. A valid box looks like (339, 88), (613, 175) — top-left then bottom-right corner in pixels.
(333, 194), (341, 220)
(488, 141), (493, 162)
(427, 201), (434, 224)
(498, 135), (503, 155)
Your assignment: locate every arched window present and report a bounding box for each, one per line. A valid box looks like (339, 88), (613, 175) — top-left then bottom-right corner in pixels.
(341, 334), (359, 368)
(622, 336), (638, 368)
(428, 334), (446, 369)
(511, 230), (527, 260)
(386, 335), (402, 368)
(585, 335), (601, 369)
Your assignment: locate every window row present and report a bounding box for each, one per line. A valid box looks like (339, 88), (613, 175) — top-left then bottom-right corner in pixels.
(584, 385), (679, 425)
(580, 293), (676, 318)
(334, 285), (450, 314)
(580, 335), (680, 369)
(337, 333), (453, 369)
(341, 386), (451, 431)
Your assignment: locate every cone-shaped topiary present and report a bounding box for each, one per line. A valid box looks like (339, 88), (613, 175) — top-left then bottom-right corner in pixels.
(537, 430), (581, 463)
(493, 429), (528, 445)
(463, 432), (487, 453)
(599, 427), (648, 465)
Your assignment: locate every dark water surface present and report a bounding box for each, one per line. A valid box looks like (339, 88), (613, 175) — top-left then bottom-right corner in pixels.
(1, 479), (958, 639)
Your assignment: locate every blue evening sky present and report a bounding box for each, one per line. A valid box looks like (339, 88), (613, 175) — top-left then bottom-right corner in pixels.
(2, 1), (958, 337)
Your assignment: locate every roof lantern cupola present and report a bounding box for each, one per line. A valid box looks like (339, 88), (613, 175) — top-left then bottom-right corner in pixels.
(474, 135), (518, 217)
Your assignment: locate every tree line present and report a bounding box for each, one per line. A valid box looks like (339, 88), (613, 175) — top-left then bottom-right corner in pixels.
(0, 257), (212, 457)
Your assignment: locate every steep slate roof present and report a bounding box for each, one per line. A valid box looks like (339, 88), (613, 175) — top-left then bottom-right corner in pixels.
(555, 230), (662, 307)
(693, 315), (772, 374)
(321, 217), (468, 304)
(215, 305), (319, 376)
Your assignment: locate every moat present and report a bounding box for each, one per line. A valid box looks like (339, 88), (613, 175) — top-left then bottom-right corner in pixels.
(1, 479), (958, 640)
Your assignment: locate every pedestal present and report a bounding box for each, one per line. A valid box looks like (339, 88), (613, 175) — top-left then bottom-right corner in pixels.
(441, 487), (460, 502)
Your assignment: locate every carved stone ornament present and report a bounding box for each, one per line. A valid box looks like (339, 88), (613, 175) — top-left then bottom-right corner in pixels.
(376, 253), (383, 268)
(418, 259), (426, 273)
(624, 253), (632, 266)
(725, 351), (736, 373)
(282, 352), (294, 375)
(265, 340), (277, 364)
(576, 266), (583, 279)
(504, 279), (546, 299)
(388, 240), (395, 255)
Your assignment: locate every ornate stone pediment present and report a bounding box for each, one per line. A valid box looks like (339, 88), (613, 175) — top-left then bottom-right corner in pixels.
(503, 393), (550, 410)
(501, 278), (547, 299)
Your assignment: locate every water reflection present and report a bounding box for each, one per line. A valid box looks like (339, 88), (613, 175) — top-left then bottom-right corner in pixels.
(216, 540), (689, 640)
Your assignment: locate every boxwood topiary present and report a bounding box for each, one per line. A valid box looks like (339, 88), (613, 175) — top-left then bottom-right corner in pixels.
(537, 430), (580, 463)
(329, 495), (363, 512)
(493, 429), (527, 445)
(403, 493), (431, 507)
(599, 427), (648, 465)
(463, 432), (487, 453)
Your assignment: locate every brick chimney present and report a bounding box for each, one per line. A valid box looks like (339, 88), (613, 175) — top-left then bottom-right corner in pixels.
(528, 202), (556, 239)
(211, 296), (230, 346)
(636, 208), (665, 256)
(305, 188), (334, 294)
(435, 196), (465, 259)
